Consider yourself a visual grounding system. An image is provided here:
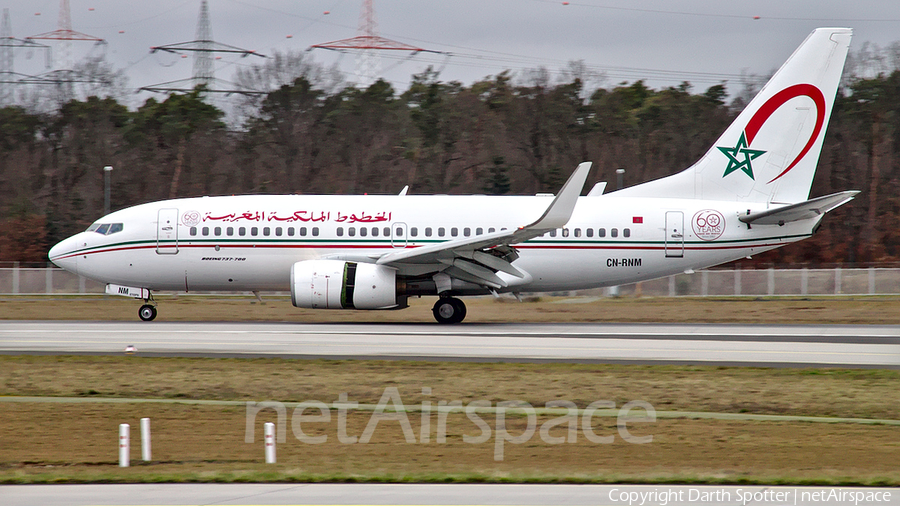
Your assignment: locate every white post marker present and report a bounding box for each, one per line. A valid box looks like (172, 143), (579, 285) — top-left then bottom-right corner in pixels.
(118, 423), (130, 468)
(140, 418), (151, 461)
(264, 422), (276, 464)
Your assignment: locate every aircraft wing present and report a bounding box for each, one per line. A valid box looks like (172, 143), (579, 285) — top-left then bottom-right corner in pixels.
(739, 191), (859, 226)
(373, 162), (592, 289)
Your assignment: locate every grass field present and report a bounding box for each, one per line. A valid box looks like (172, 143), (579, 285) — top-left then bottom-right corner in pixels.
(0, 355), (898, 485)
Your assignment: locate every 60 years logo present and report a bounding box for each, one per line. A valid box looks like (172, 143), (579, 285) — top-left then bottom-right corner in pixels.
(692, 209), (725, 241)
(182, 211), (201, 227)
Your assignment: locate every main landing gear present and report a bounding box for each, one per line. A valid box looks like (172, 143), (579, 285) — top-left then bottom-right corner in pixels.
(138, 293), (158, 321)
(432, 296), (466, 324)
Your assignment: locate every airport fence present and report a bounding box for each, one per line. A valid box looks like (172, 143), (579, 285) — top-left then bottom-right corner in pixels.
(2, 264), (900, 297)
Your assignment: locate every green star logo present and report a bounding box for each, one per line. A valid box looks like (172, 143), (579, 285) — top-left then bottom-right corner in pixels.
(717, 132), (766, 180)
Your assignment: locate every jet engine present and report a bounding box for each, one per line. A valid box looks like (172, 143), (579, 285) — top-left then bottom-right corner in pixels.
(291, 260), (399, 310)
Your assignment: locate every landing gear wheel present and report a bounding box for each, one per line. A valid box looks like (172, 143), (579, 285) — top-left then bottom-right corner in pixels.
(432, 297), (466, 324)
(138, 304), (157, 322)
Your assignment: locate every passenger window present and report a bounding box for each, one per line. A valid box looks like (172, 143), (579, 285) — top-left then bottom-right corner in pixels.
(488, 227), (495, 233)
(288, 227), (295, 236)
(624, 228), (631, 238)
(190, 227), (198, 237)
(463, 227), (470, 237)
(383, 227), (390, 237)
(263, 227), (270, 237)
(348, 227), (356, 237)
(549, 230), (557, 238)
(251, 227), (258, 236)
(476, 227), (483, 235)
(312, 227), (319, 236)
(239, 227), (246, 236)
(214, 227), (221, 236)
(425, 227), (432, 237)
(372, 227), (379, 237)
(395, 227), (403, 237)
(108, 223), (123, 234)
(299, 227), (307, 237)
(562, 228), (569, 238)
(411, 227), (418, 237)
(360, 227), (367, 237)
(337, 227), (344, 237)
(451, 227), (458, 237)
(438, 227), (445, 237)
(586, 228), (593, 238)
(202, 227), (209, 236)
(275, 227), (282, 237)
(227, 227), (234, 236)
(611, 228), (618, 238)
(598, 228), (606, 238)
(96, 224), (110, 235)
(574, 228), (581, 237)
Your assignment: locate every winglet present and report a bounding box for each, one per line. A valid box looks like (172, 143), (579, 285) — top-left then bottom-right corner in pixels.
(525, 161), (591, 230)
(586, 182), (607, 196)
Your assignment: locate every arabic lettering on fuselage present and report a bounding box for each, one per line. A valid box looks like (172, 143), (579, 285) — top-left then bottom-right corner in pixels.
(202, 211), (391, 224)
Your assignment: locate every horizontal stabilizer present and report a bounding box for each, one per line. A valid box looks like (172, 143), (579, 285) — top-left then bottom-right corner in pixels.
(739, 191), (859, 225)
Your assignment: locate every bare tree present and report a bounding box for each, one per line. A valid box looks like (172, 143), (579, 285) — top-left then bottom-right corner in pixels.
(232, 49), (342, 125)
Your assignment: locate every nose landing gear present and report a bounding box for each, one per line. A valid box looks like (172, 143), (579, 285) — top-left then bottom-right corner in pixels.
(138, 304), (158, 321)
(138, 292), (157, 321)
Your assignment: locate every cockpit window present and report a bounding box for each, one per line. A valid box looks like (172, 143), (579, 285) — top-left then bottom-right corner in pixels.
(87, 222), (124, 235)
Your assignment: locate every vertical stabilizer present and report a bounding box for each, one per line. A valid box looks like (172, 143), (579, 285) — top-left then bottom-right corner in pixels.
(616, 28), (852, 204)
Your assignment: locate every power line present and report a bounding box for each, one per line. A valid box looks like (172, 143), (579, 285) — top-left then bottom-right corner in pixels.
(524, 0), (900, 23)
(309, 0), (444, 88)
(140, 0), (266, 96)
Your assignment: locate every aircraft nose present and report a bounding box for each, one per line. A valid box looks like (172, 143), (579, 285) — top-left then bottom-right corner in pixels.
(48, 236), (79, 274)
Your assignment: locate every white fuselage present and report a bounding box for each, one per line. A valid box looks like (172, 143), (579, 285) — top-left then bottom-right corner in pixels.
(48, 193), (815, 294)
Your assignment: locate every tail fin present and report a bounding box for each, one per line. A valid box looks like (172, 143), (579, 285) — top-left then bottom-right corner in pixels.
(616, 28), (852, 204)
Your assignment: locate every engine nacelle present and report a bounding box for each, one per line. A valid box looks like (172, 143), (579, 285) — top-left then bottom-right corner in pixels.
(291, 260), (398, 310)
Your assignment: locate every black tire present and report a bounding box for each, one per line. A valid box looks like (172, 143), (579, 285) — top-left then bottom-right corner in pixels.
(432, 297), (466, 324)
(450, 297), (467, 322)
(138, 304), (157, 322)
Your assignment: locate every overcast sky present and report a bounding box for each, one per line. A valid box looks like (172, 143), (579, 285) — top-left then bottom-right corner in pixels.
(7, 0), (900, 107)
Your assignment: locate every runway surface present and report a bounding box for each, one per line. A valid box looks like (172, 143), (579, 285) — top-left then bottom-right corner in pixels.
(4, 484), (899, 506)
(1, 321), (898, 367)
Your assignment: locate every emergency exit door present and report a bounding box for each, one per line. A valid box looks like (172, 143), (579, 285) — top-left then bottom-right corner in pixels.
(156, 208), (179, 255)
